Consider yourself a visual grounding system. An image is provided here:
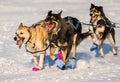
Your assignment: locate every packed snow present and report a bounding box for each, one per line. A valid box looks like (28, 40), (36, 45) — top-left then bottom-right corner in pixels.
(0, 0), (120, 82)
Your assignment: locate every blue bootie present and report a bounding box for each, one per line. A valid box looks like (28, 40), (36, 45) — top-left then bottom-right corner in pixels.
(67, 58), (76, 69)
(55, 59), (65, 70)
(90, 43), (98, 51)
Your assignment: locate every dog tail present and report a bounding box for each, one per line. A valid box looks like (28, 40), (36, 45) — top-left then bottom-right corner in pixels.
(80, 31), (90, 40)
(76, 31), (90, 45)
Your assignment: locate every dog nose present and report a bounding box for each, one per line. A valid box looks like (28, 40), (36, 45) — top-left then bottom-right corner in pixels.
(90, 13), (92, 16)
(14, 37), (17, 41)
(90, 13), (93, 16)
(45, 19), (47, 22)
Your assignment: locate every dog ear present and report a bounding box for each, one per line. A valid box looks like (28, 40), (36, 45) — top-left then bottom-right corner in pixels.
(31, 24), (34, 27)
(19, 23), (23, 27)
(48, 10), (52, 15)
(58, 10), (63, 17)
(18, 23), (23, 29)
(96, 6), (103, 12)
(99, 6), (103, 11)
(91, 3), (95, 8)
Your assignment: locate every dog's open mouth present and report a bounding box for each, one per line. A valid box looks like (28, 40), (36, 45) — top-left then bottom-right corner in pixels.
(16, 38), (24, 48)
(91, 16), (97, 22)
(45, 21), (57, 31)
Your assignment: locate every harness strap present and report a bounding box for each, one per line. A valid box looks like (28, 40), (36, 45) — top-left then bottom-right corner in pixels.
(34, 23), (40, 28)
(81, 21), (119, 28)
(25, 44), (51, 54)
(67, 17), (80, 31)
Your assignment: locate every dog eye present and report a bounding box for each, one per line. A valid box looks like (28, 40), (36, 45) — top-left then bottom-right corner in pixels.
(20, 32), (23, 35)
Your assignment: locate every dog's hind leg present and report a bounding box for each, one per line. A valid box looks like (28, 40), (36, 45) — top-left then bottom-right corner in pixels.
(72, 34), (77, 58)
(107, 33), (117, 56)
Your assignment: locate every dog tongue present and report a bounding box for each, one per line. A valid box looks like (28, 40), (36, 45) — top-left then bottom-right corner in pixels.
(17, 39), (23, 48)
(92, 16), (96, 22)
(46, 23), (52, 31)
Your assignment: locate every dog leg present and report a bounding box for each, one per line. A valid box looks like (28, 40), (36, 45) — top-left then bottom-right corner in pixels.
(97, 39), (104, 58)
(53, 49), (65, 70)
(72, 34), (77, 58)
(38, 52), (45, 69)
(50, 46), (57, 60)
(33, 53), (38, 66)
(67, 46), (77, 69)
(95, 26), (105, 39)
(89, 26), (96, 43)
(107, 33), (117, 55)
(61, 47), (72, 65)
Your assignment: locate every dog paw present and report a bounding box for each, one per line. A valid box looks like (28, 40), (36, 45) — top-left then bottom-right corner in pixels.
(114, 53), (117, 56)
(90, 43), (98, 51)
(67, 58), (76, 69)
(55, 59), (65, 70)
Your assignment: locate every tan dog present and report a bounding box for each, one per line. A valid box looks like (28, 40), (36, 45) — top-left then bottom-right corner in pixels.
(14, 21), (48, 69)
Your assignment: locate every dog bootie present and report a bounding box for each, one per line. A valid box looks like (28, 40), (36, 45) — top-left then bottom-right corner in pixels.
(55, 59), (65, 70)
(90, 43), (98, 51)
(68, 58), (76, 69)
(58, 51), (63, 60)
(32, 67), (40, 71)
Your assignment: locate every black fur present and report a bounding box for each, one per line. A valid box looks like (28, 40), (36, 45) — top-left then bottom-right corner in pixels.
(45, 10), (90, 65)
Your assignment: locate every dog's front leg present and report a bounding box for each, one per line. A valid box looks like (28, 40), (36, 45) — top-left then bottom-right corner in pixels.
(50, 45), (57, 60)
(38, 52), (45, 69)
(33, 53), (38, 66)
(61, 49), (68, 64)
(96, 39), (104, 57)
(89, 26), (96, 43)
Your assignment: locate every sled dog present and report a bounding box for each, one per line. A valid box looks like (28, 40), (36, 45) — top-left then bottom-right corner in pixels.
(45, 10), (90, 69)
(89, 3), (117, 57)
(14, 21), (49, 69)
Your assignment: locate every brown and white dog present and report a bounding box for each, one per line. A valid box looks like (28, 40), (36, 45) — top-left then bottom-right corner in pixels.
(89, 3), (117, 57)
(14, 21), (49, 69)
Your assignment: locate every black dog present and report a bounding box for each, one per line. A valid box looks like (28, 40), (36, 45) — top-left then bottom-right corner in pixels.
(45, 10), (90, 69)
(89, 4), (117, 57)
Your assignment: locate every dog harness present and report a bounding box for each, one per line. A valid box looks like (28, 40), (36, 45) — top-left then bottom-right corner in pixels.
(34, 23), (40, 28)
(67, 17), (80, 32)
(24, 23), (51, 54)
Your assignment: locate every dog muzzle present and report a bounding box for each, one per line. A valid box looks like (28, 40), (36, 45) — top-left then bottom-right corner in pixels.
(14, 36), (24, 48)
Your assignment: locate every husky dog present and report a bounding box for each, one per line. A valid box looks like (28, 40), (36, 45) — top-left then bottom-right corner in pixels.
(45, 10), (90, 69)
(14, 21), (49, 70)
(89, 3), (117, 57)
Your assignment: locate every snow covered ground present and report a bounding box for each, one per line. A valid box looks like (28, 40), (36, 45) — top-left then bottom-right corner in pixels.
(0, 0), (120, 82)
